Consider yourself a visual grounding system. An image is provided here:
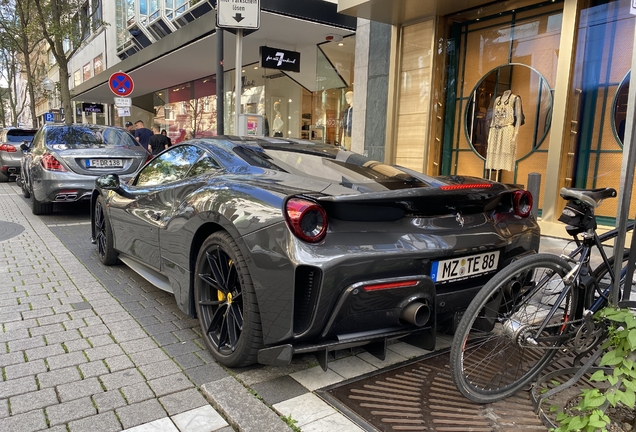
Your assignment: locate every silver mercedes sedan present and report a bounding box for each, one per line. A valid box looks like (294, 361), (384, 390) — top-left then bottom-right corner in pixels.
(19, 123), (150, 215)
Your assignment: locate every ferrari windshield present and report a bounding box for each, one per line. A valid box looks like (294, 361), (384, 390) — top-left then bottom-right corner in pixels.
(45, 126), (139, 150)
(235, 145), (433, 189)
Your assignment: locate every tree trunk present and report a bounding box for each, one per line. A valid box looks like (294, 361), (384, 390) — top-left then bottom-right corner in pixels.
(57, 61), (72, 125)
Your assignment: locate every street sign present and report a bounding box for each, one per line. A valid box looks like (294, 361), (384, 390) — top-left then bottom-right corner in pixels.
(109, 72), (134, 97)
(44, 112), (54, 123)
(114, 97), (132, 107)
(117, 107), (131, 117)
(217, 0), (260, 29)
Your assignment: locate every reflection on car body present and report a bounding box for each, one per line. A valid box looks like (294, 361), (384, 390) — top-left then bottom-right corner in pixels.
(90, 136), (540, 370)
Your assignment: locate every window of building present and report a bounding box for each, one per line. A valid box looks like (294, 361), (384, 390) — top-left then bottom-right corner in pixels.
(93, 54), (103, 75)
(48, 50), (56, 66)
(92, 0), (103, 30)
(74, 70), (81, 87)
(83, 63), (91, 81)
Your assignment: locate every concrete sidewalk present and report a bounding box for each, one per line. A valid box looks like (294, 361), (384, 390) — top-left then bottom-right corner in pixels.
(0, 180), (585, 432)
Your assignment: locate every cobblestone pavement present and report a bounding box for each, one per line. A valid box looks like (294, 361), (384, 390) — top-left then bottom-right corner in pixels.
(1, 181), (589, 432)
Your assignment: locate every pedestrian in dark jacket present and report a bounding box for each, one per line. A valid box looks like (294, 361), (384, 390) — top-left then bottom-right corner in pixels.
(148, 125), (170, 155)
(134, 120), (153, 147)
(161, 129), (172, 147)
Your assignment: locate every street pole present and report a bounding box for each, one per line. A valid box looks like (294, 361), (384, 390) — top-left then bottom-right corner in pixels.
(216, 26), (224, 135)
(234, 28), (242, 135)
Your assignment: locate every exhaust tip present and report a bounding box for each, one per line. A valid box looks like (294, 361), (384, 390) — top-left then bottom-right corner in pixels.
(401, 302), (431, 327)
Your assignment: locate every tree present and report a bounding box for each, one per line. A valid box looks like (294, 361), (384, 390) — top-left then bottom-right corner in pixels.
(0, 32), (28, 127)
(0, 0), (46, 127)
(32, 0), (103, 124)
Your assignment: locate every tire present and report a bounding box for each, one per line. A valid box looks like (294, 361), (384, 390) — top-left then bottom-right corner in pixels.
(194, 232), (262, 368)
(0, 171), (8, 182)
(449, 253), (576, 403)
(21, 180), (30, 198)
(589, 250), (631, 308)
(94, 196), (119, 265)
(31, 191), (53, 215)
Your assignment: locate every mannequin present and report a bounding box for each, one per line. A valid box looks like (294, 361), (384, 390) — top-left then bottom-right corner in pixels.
(485, 89), (523, 178)
(272, 101), (284, 137)
(340, 91), (353, 150)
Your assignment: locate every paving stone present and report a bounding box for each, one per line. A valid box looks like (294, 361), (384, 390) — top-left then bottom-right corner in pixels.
(100, 368), (145, 391)
(0, 408), (48, 432)
(85, 344), (124, 361)
(158, 387), (208, 416)
(64, 338), (92, 352)
(104, 354), (134, 372)
(9, 387), (59, 415)
(162, 340), (202, 357)
(0, 351), (26, 368)
(0, 376), (38, 399)
(0, 399), (7, 418)
(0, 327), (29, 343)
(63, 318), (88, 330)
(79, 360), (109, 378)
(7, 336), (46, 351)
(172, 405), (229, 432)
(44, 329), (82, 345)
(22, 308), (56, 320)
(4, 358), (47, 380)
(46, 396), (97, 426)
(202, 377), (290, 432)
(92, 390), (127, 413)
(25, 343), (65, 360)
(173, 353), (205, 370)
(105, 320), (142, 333)
(129, 348), (170, 367)
(47, 351), (88, 370)
(57, 377), (104, 402)
(120, 381), (155, 404)
(144, 322), (179, 336)
(36, 314), (68, 326)
(68, 410), (122, 432)
(88, 334), (115, 348)
(138, 359), (182, 380)
(251, 375), (309, 406)
(109, 328), (148, 343)
(182, 363), (228, 386)
(115, 398), (167, 429)
(152, 332), (180, 347)
(78, 324), (110, 338)
(148, 372), (193, 397)
(4, 319), (38, 332)
(37, 365), (82, 388)
(84, 316), (104, 326)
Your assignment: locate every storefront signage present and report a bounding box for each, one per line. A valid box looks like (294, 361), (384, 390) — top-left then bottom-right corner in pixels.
(217, 0), (261, 29)
(82, 103), (104, 113)
(260, 47), (301, 73)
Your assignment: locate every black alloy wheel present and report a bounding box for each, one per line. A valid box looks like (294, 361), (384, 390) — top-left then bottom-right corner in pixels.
(194, 232), (262, 368)
(94, 196), (119, 265)
(30, 190), (52, 215)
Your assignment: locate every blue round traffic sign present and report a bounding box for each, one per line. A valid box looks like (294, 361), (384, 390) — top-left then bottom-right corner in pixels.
(109, 72), (134, 97)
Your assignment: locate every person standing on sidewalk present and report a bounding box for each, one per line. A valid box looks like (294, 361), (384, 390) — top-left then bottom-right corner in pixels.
(134, 120), (153, 148)
(148, 125), (171, 155)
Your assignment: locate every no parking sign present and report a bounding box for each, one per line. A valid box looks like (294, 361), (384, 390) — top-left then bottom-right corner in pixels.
(109, 72), (134, 97)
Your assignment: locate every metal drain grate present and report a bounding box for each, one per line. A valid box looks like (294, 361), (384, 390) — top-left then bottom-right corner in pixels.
(320, 349), (547, 431)
(0, 221), (24, 242)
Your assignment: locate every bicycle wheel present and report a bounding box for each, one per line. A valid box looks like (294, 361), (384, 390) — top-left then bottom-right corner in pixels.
(589, 249), (631, 308)
(450, 253), (576, 403)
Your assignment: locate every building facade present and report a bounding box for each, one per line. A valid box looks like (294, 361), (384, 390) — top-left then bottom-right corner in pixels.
(67, 0), (357, 147)
(339, 0), (635, 231)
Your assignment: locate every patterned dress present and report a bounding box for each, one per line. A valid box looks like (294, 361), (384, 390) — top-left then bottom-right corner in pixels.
(486, 93), (518, 171)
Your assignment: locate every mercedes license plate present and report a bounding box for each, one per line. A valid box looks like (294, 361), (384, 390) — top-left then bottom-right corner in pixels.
(431, 251), (500, 283)
(87, 159), (123, 168)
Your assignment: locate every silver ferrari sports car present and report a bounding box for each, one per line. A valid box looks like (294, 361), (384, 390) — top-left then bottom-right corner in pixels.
(90, 137), (540, 369)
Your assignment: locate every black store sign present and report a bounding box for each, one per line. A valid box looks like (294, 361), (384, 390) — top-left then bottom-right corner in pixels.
(260, 46), (301, 73)
(82, 103), (104, 114)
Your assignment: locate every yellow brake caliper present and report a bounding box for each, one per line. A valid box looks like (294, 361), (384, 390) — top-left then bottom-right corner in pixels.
(217, 259), (233, 303)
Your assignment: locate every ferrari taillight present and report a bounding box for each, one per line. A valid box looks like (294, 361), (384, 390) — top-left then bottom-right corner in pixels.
(284, 198), (328, 243)
(513, 190), (533, 218)
(41, 154), (66, 172)
(0, 144), (17, 152)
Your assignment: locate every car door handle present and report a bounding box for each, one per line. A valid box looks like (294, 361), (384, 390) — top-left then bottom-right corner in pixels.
(149, 211), (163, 221)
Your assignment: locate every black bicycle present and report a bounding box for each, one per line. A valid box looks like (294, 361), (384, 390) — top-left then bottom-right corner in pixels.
(449, 186), (635, 404)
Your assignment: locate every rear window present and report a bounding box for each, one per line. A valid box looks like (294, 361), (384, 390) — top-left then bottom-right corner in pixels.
(45, 126), (140, 150)
(6, 130), (37, 143)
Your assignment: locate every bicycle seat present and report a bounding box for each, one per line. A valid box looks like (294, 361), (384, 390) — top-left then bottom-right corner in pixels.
(559, 187), (617, 208)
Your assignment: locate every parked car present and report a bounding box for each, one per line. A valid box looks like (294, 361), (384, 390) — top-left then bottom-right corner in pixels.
(0, 127), (38, 182)
(20, 123), (150, 215)
(90, 137), (540, 369)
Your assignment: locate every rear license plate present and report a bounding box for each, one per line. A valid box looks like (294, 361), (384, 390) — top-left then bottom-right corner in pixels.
(431, 251), (500, 283)
(87, 159), (123, 168)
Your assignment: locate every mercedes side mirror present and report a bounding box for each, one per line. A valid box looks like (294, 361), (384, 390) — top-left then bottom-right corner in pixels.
(20, 141), (30, 151)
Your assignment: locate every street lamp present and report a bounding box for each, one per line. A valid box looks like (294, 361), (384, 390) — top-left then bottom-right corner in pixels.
(42, 78), (55, 109)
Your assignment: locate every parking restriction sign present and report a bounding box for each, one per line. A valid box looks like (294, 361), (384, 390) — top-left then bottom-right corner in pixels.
(109, 72), (134, 97)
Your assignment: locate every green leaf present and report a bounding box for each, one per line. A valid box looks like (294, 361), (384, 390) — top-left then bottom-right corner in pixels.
(622, 388), (635, 408)
(608, 375), (619, 386)
(568, 416), (587, 430)
(628, 329), (636, 350)
(550, 405), (560, 413)
(624, 379), (636, 392)
(600, 350), (623, 366)
(582, 392), (606, 408)
(551, 379), (561, 386)
(589, 370), (606, 381)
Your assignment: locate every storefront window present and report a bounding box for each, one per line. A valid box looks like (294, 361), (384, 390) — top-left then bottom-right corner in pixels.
(444, 1), (563, 190)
